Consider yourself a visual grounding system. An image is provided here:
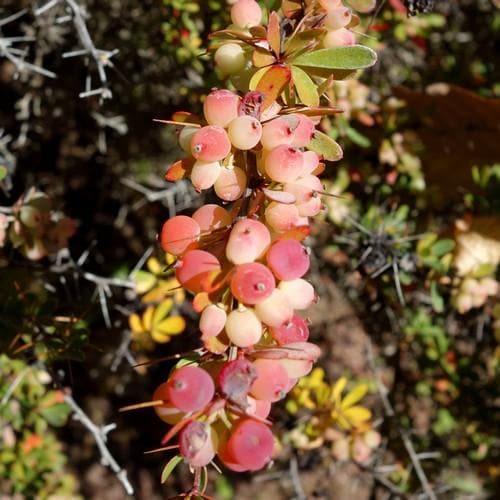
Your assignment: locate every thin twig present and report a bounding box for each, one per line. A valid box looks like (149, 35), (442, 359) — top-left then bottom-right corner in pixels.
(1, 366), (30, 406)
(63, 392), (134, 495)
(289, 455), (306, 500)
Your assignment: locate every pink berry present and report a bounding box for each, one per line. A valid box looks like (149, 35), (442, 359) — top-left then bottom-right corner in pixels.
(190, 160), (222, 191)
(270, 314), (310, 345)
(266, 239), (310, 280)
(225, 307), (263, 347)
(228, 115), (262, 150)
(160, 215), (200, 256)
(218, 358), (257, 404)
(227, 419), (274, 471)
(291, 114), (315, 147)
(175, 249), (221, 293)
(254, 288), (293, 327)
(250, 359), (290, 402)
(226, 218), (271, 264)
(191, 126), (231, 162)
(166, 366), (215, 412)
(284, 175), (324, 216)
(265, 145), (304, 183)
(323, 28), (356, 47)
(230, 262), (276, 305)
(231, 0), (262, 29)
(199, 304), (227, 338)
(279, 279), (316, 310)
(192, 204), (232, 233)
(325, 7), (352, 30)
(152, 383), (185, 424)
(179, 421), (216, 467)
(204, 89), (240, 127)
(264, 202), (300, 233)
(261, 115), (300, 150)
(214, 166), (247, 201)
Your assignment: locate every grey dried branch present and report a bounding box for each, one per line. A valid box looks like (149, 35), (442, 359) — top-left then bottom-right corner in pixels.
(63, 392), (134, 496)
(0, 9), (56, 78)
(35, 0), (118, 101)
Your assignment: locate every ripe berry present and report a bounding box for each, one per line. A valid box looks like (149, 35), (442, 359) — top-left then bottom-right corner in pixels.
(265, 145), (304, 183)
(166, 366), (215, 412)
(191, 126), (231, 162)
(227, 419), (274, 471)
(254, 288), (293, 327)
(225, 307), (263, 347)
(199, 304), (227, 338)
(279, 279), (316, 310)
(325, 7), (352, 30)
(270, 314), (310, 345)
(179, 421), (216, 467)
(175, 249), (221, 293)
(231, 0), (263, 29)
(250, 359), (290, 402)
(192, 204), (232, 233)
(190, 160), (222, 191)
(160, 215), (200, 256)
(266, 239), (310, 281)
(228, 115), (262, 150)
(226, 219), (271, 264)
(204, 89), (240, 127)
(230, 262), (276, 305)
(214, 166), (247, 201)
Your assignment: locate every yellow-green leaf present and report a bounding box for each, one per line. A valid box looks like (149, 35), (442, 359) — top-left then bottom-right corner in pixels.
(341, 383), (368, 409)
(142, 306), (154, 331)
(156, 316), (186, 335)
(161, 455), (183, 484)
(293, 45), (377, 71)
(331, 376), (347, 403)
(291, 66), (319, 106)
(129, 313), (144, 334)
(308, 130), (343, 161)
(153, 299), (174, 324)
(342, 405), (372, 426)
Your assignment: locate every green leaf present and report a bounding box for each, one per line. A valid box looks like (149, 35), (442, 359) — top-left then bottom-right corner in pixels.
(430, 281), (444, 313)
(291, 66), (319, 106)
(345, 126), (371, 147)
(0, 165), (7, 182)
(39, 403), (71, 427)
(161, 455), (183, 484)
(292, 45), (377, 71)
(308, 130), (343, 161)
(430, 239), (455, 257)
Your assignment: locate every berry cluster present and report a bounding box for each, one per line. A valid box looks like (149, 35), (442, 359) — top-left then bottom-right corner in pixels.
(157, 82), (323, 471)
(140, 0), (378, 488)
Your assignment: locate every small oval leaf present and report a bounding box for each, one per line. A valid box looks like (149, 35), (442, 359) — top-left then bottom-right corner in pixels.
(161, 455), (183, 484)
(291, 66), (319, 106)
(293, 45), (377, 71)
(308, 130), (343, 161)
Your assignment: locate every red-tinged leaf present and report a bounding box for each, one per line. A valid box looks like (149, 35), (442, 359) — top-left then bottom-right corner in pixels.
(267, 12), (281, 57)
(164, 158), (193, 182)
(312, 162), (326, 176)
(347, 13), (361, 28)
(171, 111), (201, 124)
(252, 48), (276, 68)
(161, 416), (197, 445)
(252, 342), (321, 361)
(262, 188), (296, 204)
(192, 292), (211, 314)
(256, 65), (292, 110)
(209, 29), (254, 43)
(279, 225), (310, 241)
(249, 26), (267, 38)
(282, 0), (303, 18)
